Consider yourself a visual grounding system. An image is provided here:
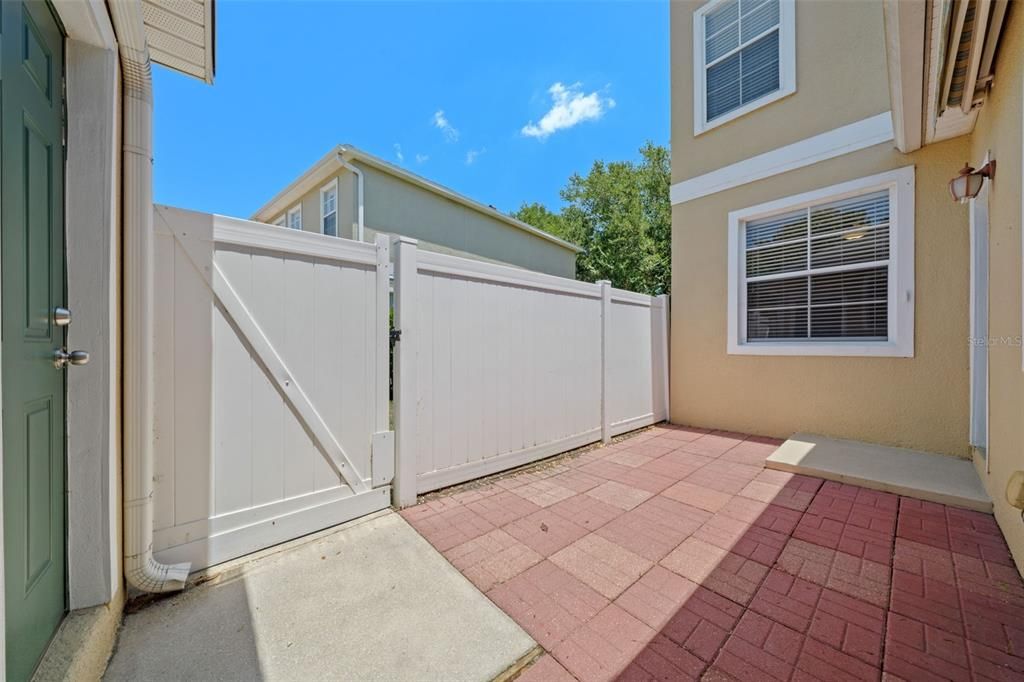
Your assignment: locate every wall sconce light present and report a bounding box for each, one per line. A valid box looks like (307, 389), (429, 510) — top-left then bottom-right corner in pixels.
(949, 160), (996, 204)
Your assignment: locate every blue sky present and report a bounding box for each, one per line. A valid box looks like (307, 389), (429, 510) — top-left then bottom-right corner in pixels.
(153, 1), (669, 219)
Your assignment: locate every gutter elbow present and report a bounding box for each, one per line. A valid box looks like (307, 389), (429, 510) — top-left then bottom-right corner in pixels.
(124, 552), (190, 593)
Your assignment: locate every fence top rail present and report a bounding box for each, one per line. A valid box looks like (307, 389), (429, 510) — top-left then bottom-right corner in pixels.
(417, 249), (602, 299)
(213, 214), (378, 267)
(610, 288), (656, 307)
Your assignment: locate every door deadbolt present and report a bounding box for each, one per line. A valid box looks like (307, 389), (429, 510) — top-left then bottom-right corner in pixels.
(53, 307), (72, 327)
(54, 348), (89, 369)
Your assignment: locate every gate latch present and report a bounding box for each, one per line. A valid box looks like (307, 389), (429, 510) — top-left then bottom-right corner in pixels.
(389, 328), (402, 344)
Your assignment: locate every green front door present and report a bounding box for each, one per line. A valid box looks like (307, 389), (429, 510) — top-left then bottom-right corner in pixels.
(1, 1), (66, 680)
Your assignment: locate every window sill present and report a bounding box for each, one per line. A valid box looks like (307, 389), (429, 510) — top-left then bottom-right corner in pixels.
(727, 340), (914, 358)
(694, 85), (796, 137)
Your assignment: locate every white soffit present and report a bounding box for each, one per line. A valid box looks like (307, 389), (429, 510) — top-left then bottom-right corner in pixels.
(141, 0), (215, 84)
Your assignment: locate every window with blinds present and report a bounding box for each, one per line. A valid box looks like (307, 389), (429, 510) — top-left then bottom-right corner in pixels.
(321, 182), (338, 237)
(743, 189), (891, 342)
(287, 206), (302, 230)
(694, 0), (794, 133)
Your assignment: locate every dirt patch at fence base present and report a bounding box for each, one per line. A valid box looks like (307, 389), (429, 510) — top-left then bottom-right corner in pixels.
(416, 424), (667, 506)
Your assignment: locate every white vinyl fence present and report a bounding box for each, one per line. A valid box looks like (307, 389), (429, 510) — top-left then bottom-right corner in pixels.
(391, 240), (670, 502)
(149, 209), (669, 567)
(151, 206), (393, 570)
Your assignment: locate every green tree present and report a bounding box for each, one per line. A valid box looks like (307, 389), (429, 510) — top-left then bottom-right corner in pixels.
(512, 202), (567, 240)
(512, 142), (670, 295)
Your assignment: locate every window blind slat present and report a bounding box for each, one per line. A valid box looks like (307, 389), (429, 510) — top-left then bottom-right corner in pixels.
(746, 240), (807, 278)
(747, 306), (808, 340)
(810, 302), (887, 339)
(707, 55), (743, 120)
(747, 277), (808, 310)
(706, 23), (740, 63)
(811, 228), (889, 269)
(810, 191), (889, 236)
(745, 208), (806, 248)
(741, 0), (780, 42)
(705, 0), (740, 38)
(810, 267), (887, 306)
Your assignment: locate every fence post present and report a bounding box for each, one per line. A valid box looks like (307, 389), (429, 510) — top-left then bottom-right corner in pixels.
(657, 293), (671, 422)
(392, 236), (419, 507)
(375, 234), (391, 434)
(599, 280), (611, 444)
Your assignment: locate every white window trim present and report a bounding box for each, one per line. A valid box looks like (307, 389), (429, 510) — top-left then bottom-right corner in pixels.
(319, 178), (339, 236)
(287, 204), (302, 230)
(726, 166), (916, 357)
(693, 0), (797, 136)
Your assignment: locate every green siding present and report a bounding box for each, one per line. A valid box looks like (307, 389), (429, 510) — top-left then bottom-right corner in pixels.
(359, 163), (576, 278)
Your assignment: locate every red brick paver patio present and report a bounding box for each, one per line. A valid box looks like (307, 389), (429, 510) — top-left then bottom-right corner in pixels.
(400, 425), (1024, 681)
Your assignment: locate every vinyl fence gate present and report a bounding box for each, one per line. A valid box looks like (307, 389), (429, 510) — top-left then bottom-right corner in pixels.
(151, 208), (668, 570)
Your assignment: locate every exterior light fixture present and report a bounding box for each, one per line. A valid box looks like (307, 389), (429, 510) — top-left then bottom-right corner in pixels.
(949, 160), (996, 204)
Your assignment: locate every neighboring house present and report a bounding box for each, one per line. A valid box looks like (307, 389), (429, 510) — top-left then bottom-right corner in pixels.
(0, 1), (215, 679)
(251, 145), (582, 279)
(670, 1), (1022, 569)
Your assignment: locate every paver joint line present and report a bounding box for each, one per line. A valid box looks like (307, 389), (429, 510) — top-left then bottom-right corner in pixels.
(401, 424), (1024, 682)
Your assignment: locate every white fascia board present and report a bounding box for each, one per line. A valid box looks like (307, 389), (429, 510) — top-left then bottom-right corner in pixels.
(883, 0), (926, 153)
(671, 112), (895, 205)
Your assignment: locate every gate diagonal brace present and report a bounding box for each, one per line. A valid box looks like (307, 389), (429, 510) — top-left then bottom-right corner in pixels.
(160, 211), (369, 494)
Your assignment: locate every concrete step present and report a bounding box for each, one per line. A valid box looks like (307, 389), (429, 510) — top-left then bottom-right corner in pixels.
(766, 433), (992, 513)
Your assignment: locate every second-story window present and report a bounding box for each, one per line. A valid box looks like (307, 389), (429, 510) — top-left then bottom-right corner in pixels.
(287, 205), (302, 230)
(321, 180), (338, 237)
(694, 0), (795, 134)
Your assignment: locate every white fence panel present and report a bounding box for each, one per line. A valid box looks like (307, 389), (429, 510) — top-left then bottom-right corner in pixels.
(394, 245), (669, 498)
(608, 289), (670, 436)
(411, 252), (603, 492)
(151, 206), (392, 570)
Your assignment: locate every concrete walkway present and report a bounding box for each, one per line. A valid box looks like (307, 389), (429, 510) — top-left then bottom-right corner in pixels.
(104, 511), (534, 681)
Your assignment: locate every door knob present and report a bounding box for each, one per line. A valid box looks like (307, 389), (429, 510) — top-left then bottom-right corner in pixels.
(53, 307), (72, 326)
(53, 348), (89, 369)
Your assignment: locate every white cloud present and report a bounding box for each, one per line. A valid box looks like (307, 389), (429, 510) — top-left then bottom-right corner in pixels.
(433, 110), (459, 142)
(521, 82), (615, 140)
(393, 143), (404, 163)
(415, 153), (429, 164)
(465, 148), (485, 165)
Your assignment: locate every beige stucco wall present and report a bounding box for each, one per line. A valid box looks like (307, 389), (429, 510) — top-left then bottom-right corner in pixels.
(268, 163), (577, 279)
(967, 5), (1024, 574)
(671, 0), (1024, 573)
(670, 0), (891, 183)
(671, 136), (972, 457)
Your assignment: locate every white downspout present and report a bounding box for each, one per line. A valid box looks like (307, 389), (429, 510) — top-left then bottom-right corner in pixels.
(339, 155), (365, 241)
(109, 2), (191, 592)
